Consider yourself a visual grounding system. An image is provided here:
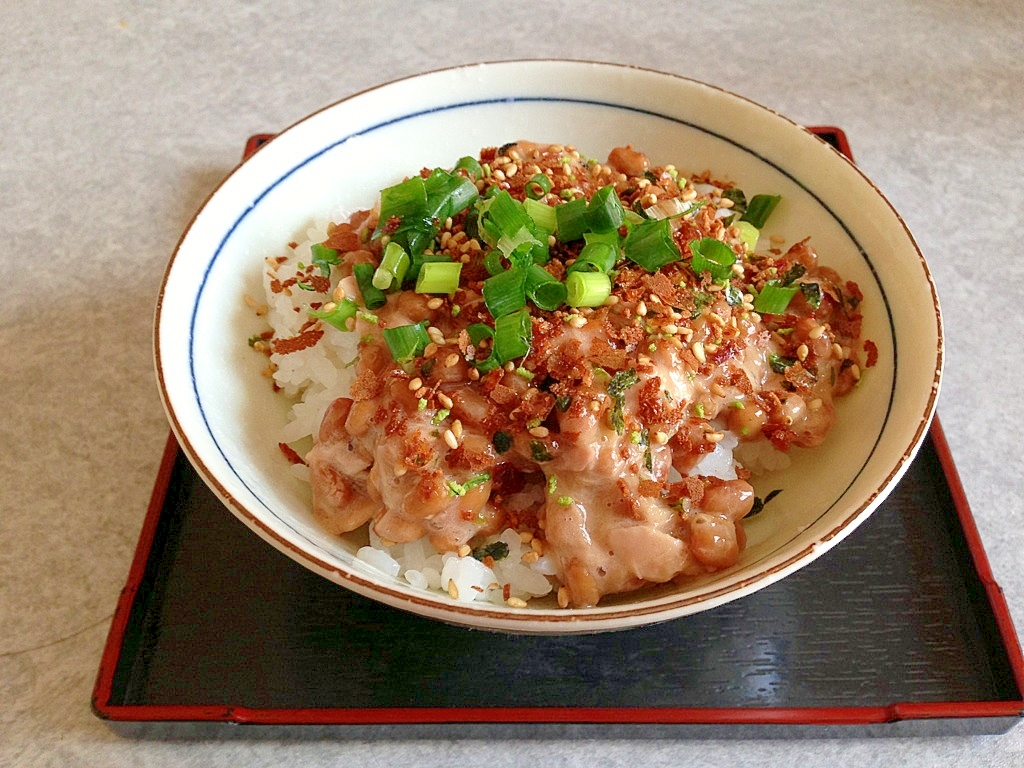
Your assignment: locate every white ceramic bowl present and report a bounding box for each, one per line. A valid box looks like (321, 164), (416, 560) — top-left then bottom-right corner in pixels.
(155, 61), (942, 634)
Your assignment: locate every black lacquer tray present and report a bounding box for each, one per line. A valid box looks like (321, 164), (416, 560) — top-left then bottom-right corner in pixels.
(92, 129), (1024, 736)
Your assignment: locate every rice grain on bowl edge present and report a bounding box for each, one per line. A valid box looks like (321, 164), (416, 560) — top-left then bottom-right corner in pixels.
(247, 139), (870, 612)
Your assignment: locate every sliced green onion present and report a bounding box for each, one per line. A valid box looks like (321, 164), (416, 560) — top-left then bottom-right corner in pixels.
(741, 194), (781, 228)
(407, 251), (451, 283)
(453, 155), (482, 181)
(382, 321), (431, 363)
(479, 190), (533, 243)
(373, 168), (478, 254)
(482, 267), (528, 318)
(492, 308), (532, 362)
(586, 185), (626, 233)
(497, 226), (543, 268)
(415, 260), (462, 294)
(308, 297), (358, 331)
(554, 196), (589, 242)
(734, 220), (760, 252)
(352, 262), (386, 310)
(566, 270), (611, 307)
(624, 218), (681, 271)
(689, 237), (736, 281)
(525, 264), (567, 310)
(310, 243), (340, 277)
(375, 176), (427, 234)
(483, 248), (506, 276)
(525, 173), (552, 199)
(523, 197), (557, 235)
(753, 281), (800, 314)
(372, 241), (411, 290)
(569, 241), (617, 274)
(423, 167), (479, 223)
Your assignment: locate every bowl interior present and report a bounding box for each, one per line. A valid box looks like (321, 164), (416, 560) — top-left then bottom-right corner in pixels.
(156, 61), (941, 633)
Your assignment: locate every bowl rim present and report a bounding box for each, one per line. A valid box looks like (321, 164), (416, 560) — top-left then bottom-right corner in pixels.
(154, 59), (943, 633)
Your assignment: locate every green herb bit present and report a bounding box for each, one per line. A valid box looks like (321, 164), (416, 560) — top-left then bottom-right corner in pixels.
(556, 496), (574, 506)
(768, 353), (796, 374)
(447, 472), (491, 497)
(493, 430), (513, 454)
(607, 368), (640, 434)
(547, 475), (558, 495)
(555, 395), (572, 412)
(800, 282), (822, 309)
(530, 441), (554, 462)
(431, 408), (451, 425)
(471, 540), (510, 562)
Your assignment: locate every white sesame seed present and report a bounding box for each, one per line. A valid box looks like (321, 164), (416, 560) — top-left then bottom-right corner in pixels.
(437, 392), (454, 409)
(447, 579), (459, 599)
(506, 596), (528, 608)
(692, 340), (706, 364)
(457, 543), (472, 558)
(653, 431), (669, 445)
(427, 326), (445, 345)
(408, 377), (423, 391)
(706, 432), (725, 443)
(444, 352), (460, 368)
(528, 426), (550, 438)
(426, 297), (444, 310)
(443, 429), (459, 450)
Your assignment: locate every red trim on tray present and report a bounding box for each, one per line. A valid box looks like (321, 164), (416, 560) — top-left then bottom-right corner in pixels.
(928, 419), (1024, 702)
(92, 129), (1023, 727)
(92, 432), (181, 719)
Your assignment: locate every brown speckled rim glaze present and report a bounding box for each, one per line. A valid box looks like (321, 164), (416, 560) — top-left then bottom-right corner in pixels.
(154, 60), (943, 634)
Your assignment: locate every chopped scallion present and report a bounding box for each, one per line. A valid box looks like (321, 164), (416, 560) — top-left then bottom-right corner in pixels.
(382, 321), (431, 363)
(554, 196), (590, 242)
(482, 267), (528, 318)
(586, 185), (626, 233)
(525, 173), (553, 199)
(308, 297), (358, 331)
(372, 241), (410, 290)
(310, 243), (340, 277)
(689, 237), (736, 281)
(415, 260), (462, 295)
(492, 308), (532, 362)
(565, 270), (611, 307)
(734, 220), (760, 252)
(741, 194), (781, 229)
(352, 262), (386, 310)
(753, 281), (800, 314)
(568, 241), (617, 274)
(624, 218), (681, 271)
(525, 264), (567, 311)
